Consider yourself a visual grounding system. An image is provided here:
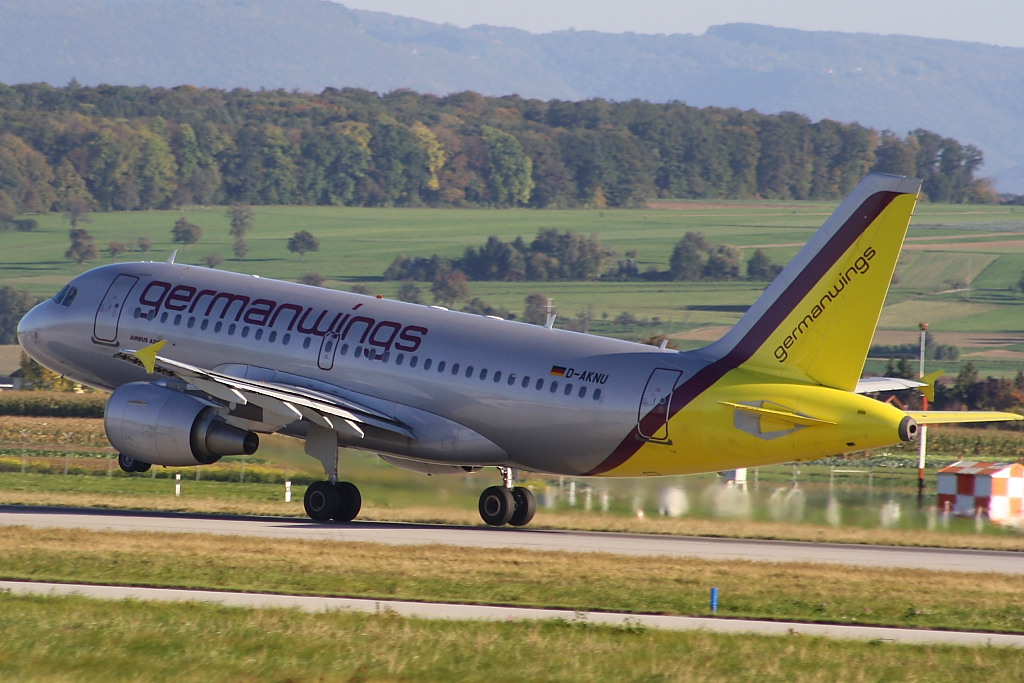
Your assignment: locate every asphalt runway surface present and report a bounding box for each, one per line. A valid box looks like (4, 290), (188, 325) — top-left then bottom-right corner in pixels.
(2, 505), (1022, 574)
(4, 580), (1023, 648)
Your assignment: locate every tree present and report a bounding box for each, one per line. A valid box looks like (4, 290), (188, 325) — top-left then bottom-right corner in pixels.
(431, 271), (470, 305)
(299, 273), (325, 287)
(669, 233), (708, 281)
(746, 248), (784, 281)
(65, 228), (98, 265)
(0, 190), (16, 226)
(108, 242), (128, 261)
(62, 196), (92, 229)
(522, 293), (548, 325)
(200, 253), (224, 269)
(703, 244), (742, 280)
(232, 239), (250, 259)
(137, 236), (152, 253)
(171, 218), (202, 250)
(287, 230), (320, 260)
(0, 286), (37, 344)
(226, 204), (254, 239)
(397, 281), (425, 304)
(481, 126), (534, 206)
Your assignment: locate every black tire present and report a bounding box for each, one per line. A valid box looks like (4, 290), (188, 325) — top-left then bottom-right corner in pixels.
(117, 453), (150, 473)
(304, 481), (341, 522)
(478, 486), (515, 526)
(508, 486), (537, 527)
(333, 481), (362, 522)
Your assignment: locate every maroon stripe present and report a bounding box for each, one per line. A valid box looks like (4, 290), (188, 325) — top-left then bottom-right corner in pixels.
(585, 190), (901, 475)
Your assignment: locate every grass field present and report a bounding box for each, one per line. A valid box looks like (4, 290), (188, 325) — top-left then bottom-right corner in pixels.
(3, 201), (1024, 367)
(4, 594), (1023, 683)
(2, 526), (1023, 634)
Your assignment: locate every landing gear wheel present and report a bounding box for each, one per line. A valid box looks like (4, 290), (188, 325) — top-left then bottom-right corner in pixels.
(508, 486), (536, 527)
(117, 454), (151, 473)
(479, 486), (515, 526)
(332, 481), (362, 522)
(304, 481), (341, 522)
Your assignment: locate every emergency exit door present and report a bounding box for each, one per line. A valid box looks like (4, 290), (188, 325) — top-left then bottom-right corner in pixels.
(637, 369), (682, 441)
(93, 275), (139, 343)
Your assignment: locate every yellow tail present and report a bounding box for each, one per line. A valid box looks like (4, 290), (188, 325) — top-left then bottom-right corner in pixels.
(698, 173), (921, 391)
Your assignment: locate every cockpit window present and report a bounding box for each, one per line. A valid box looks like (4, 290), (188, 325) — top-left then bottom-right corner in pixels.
(61, 287), (78, 307)
(52, 286), (70, 304)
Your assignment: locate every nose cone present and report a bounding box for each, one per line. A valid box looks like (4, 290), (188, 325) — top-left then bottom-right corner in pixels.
(17, 301), (60, 366)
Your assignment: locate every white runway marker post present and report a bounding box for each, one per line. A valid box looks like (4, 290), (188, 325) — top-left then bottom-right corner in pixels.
(285, 480), (292, 503)
(175, 473), (181, 497)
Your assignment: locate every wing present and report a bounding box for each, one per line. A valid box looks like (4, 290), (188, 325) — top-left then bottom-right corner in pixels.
(906, 411), (1022, 425)
(117, 341), (413, 439)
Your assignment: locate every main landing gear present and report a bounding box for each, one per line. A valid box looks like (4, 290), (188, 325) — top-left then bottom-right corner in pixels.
(478, 467), (536, 527)
(303, 480), (362, 522)
(117, 453), (151, 473)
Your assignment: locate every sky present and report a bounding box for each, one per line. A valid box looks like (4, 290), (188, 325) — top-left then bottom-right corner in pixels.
(336, 0), (1024, 49)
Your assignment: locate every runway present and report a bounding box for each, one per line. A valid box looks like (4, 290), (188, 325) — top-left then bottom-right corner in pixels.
(4, 580), (1022, 648)
(2, 506), (1022, 574)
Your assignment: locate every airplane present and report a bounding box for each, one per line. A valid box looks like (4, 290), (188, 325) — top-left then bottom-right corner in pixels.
(17, 173), (1021, 527)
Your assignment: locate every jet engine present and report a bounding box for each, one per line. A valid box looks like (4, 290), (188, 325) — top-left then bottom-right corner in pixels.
(105, 382), (259, 466)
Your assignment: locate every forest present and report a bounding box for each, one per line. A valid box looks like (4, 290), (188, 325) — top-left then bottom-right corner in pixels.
(0, 81), (996, 220)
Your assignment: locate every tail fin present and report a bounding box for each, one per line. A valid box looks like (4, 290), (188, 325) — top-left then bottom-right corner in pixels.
(696, 173), (921, 392)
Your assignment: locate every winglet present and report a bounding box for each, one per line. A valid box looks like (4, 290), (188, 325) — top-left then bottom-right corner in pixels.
(134, 340), (167, 374)
(166, 250), (177, 264)
(920, 369), (944, 403)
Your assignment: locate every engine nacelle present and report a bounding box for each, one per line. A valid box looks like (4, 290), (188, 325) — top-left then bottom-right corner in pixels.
(105, 382), (259, 466)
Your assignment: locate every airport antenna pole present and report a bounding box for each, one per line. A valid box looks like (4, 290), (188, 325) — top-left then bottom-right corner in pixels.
(917, 322), (929, 505)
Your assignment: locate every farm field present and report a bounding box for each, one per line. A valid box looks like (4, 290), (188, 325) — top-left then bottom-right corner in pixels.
(4, 200), (1024, 374)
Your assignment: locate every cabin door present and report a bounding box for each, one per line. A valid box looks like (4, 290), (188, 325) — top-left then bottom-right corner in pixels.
(93, 275), (139, 343)
(318, 332), (340, 370)
(637, 369), (682, 441)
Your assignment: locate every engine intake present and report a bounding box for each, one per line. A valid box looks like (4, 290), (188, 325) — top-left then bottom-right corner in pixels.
(105, 382), (259, 466)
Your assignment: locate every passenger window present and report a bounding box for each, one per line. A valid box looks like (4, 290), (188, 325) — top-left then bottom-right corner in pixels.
(382, 352), (390, 363)
(507, 373), (515, 386)
(396, 354), (404, 366)
(324, 340), (333, 353)
(340, 343), (348, 355)
(479, 369), (487, 380)
(550, 381), (558, 393)
(438, 361), (445, 372)
(255, 329), (263, 340)
(536, 379), (544, 390)
(229, 324), (237, 336)
(187, 317), (196, 329)
(174, 314), (182, 326)
(367, 349), (376, 360)
(214, 322), (222, 333)
(147, 309), (156, 320)
(133, 308), (141, 319)
(593, 389), (602, 401)
(160, 312), (168, 323)
(302, 337), (311, 349)
(451, 363), (460, 375)
(201, 319), (209, 331)
(283, 333), (291, 345)
(466, 366), (474, 378)
(522, 376), (530, 388)
(493, 371), (501, 383)
(269, 331), (277, 343)
(578, 386), (587, 398)
(564, 383), (572, 396)
(242, 326), (249, 338)
(424, 359), (432, 370)
(410, 356), (417, 367)
(355, 346), (362, 358)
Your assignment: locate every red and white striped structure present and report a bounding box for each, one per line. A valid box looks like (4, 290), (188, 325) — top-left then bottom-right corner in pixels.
(936, 461), (1024, 523)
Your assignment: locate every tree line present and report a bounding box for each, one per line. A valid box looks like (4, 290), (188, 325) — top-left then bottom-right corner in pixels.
(384, 229), (784, 283)
(0, 82), (997, 222)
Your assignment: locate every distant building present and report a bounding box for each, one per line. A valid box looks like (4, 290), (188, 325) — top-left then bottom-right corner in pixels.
(937, 461), (1024, 524)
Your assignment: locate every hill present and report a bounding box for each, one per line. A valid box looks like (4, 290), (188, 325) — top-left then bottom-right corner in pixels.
(0, 0), (1022, 190)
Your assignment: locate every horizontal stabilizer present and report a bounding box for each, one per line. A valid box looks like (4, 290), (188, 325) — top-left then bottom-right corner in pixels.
(719, 401), (836, 427)
(854, 376), (926, 394)
(906, 411), (1022, 425)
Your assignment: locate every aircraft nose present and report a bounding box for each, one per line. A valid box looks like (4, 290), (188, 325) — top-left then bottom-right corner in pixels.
(17, 301), (58, 360)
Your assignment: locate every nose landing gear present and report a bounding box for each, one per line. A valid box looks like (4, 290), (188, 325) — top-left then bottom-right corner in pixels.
(478, 467), (535, 527)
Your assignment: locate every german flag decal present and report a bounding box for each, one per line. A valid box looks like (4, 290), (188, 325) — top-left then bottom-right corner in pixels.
(550, 366), (567, 377)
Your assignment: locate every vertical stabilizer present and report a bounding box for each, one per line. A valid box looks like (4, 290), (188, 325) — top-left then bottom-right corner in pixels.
(696, 173), (921, 391)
